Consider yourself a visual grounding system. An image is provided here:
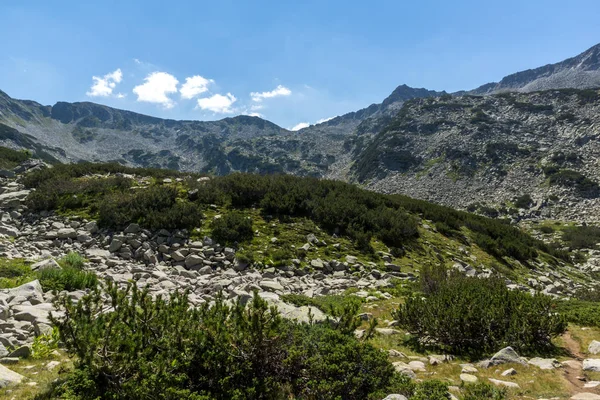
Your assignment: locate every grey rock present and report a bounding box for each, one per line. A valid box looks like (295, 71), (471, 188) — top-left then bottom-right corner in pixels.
(589, 340), (600, 355)
(0, 364), (25, 388)
(583, 359), (600, 372)
(490, 347), (527, 366)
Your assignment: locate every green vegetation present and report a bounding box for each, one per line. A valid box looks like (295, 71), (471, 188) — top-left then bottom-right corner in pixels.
(562, 224), (600, 249)
(513, 194), (533, 209)
(543, 165), (599, 196)
(43, 283), (402, 400)
(0, 253), (96, 291)
(0, 145), (31, 169)
(462, 382), (507, 400)
(394, 265), (567, 356)
(24, 164), (568, 264)
(210, 211), (254, 245)
(557, 300), (600, 328)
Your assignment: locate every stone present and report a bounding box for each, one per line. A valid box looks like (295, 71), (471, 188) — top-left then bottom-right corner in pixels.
(7, 280), (44, 304)
(583, 359), (600, 372)
(385, 262), (402, 272)
(501, 368), (517, 376)
(57, 228), (77, 239)
(0, 364), (25, 388)
(310, 259), (324, 269)
(30, 259), (61, 271)
(345, 255), (358, 264)
(461, 365), (478, 374)
(490, 346), (526, 366)
(488, 378), (520, 388)
(528, 357), (562, 370)
(185, 255), (204, 268)
(46, 361), (60, 371)
(259, 280), (284, 292)
(392, 362), (417, 379)
(375, 328), (402, 336)
(382, 395), (408, 400)
(124, 223), (140, 233)
(460, 373), (478, 383)
(8, 345), (30, 359)
(108, 239), (123, 253)
(0, 225), (19, 237)
(571, 394), (600, 400)
(589, 340), (600, 355)
(388, 349), (406, 358)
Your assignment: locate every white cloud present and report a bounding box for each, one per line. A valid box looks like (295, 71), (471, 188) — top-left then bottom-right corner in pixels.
(290, 122), (310, 131)
(250, 104), (264, 111)
(180, 75), (214, 99)
(116, 93), (126, 99)
(133, 72), (179, 108)
(251, 85), (292, 102)
(86, 68), (123, 97)
(197, 93), (237, 113)
(245, 112), (263, 117)
(316, 116), (336, 124)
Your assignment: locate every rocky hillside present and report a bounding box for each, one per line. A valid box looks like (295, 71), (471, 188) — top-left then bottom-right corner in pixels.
(354, 89), (600, 223)
(467, 43), (600, 94)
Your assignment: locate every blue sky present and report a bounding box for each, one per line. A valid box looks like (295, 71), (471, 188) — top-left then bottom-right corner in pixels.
(1, 0), (599, 130)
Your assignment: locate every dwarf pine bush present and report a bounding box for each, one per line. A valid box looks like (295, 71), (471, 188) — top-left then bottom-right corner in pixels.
(45, 282), (399, 400)
(394, 265), (567, 356)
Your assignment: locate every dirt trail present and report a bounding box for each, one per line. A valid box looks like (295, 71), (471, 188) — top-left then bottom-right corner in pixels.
(561, 331), (600, 396)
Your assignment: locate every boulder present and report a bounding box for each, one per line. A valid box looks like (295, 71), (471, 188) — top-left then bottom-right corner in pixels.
(108, 239), (123, 253)
(589, 340), (600, 355)
(382, 395), (408, 400)
(30, 259), (61, 271)
(0, 364), (25, 388)
(57, 228), (77, 239)
(8, 345), (30, 359)
(528, 357), (562, 370)
(460, 373), (478, 383)
(571, 394), (600, 400)
(392, 362), (417, 379)
(259, 280), (284, 292)
(185, 255), (203, 268)
(6, 280), (44, 304)
(488, 378), (520, 388)
(583, 359), (600, 372)
(490, 347), (527, 366)
(501, 368), (517, 376)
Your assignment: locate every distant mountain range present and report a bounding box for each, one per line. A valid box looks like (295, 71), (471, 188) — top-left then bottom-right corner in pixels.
(2, 42), (600, 222)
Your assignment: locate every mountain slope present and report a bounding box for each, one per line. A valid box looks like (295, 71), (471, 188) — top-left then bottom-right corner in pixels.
(353, 89), (600, 223)
(468, 43), (600, 94)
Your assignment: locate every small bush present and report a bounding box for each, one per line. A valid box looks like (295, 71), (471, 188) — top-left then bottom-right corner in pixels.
(210, 211), (254, 245)
(462, 382), (507, 400)
(394, 266), (567, 356)
(31, 327), (60, 359)
(562, 225), (600, 249)
(38, 267), (98, 292)
(59, 252), (86, 270)
(514, 194), (533, 209)
(411, 380), (450, 400)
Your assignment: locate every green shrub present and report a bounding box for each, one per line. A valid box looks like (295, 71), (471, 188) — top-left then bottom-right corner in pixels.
(394, 266), (567, 356)
(539, 225), (554, 234)
(46, 283), (400, 400)
(557, 299), (600, 327)
(562, 225), (600, 249)
(31, 326), (60, 359)
(514, 194), (533, 209)
(411, 380), (450, 400)
(0, 145), (31, 169)
(38, 267), (98, 292)
(462, 382), (507, 400)
(210, 211), (254, 245)
(59, 252), (86, 270)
